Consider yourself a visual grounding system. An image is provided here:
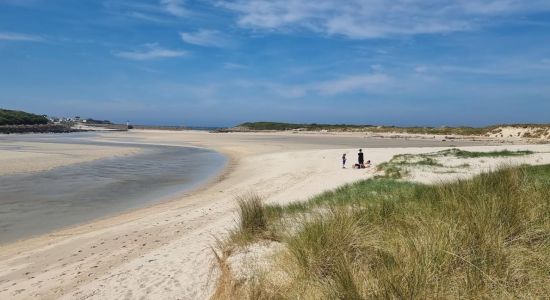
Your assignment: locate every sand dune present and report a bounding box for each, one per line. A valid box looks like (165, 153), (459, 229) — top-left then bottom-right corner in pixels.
(0, 130), (548, 299)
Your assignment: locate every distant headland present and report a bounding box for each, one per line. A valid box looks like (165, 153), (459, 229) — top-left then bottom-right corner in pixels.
(0, 108), (75, 134)
(223, 121), (550, 140)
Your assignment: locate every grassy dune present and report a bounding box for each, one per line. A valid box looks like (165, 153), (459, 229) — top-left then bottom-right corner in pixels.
(214, 164), (550, 299)
(232, 122), (550, 136)
(233, 121), (490, 135)
(377, 149), (534, 179)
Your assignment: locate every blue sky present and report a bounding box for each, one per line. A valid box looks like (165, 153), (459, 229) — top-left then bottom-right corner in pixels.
(1, 0), (549, 127)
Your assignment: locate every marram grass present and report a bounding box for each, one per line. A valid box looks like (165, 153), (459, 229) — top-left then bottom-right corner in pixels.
(214, 164), (550, 299)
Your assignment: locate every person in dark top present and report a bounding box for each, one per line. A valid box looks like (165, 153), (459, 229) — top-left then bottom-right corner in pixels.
(358, 149), (364, 167)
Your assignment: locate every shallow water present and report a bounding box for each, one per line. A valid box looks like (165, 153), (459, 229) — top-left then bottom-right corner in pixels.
(0, 134), (226, 244)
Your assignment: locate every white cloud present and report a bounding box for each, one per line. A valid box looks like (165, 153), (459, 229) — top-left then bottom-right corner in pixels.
(312, 74), (391, 95)
(219, 0), (550, 38)
(370, 64), (383, 71)
(180, 29), (230, 47)
(0, 32), (43, 42)
(114, 43), (188, 60)
(125, 11), (171, 23)
(104, 0), (188, 20)
(160, 0), (187, 17)
(415, 66), (428, 73)
(419, 60), (550, 75)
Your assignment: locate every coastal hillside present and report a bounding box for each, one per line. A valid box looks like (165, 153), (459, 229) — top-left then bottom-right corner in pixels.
(0, 108), (76, 134)
(0, 108), (48, 125)
(230, 122), (550, 140)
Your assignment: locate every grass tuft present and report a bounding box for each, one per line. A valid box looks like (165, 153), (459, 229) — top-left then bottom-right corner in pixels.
(237, 193), (268, 236)
(226, 193), (283, 247)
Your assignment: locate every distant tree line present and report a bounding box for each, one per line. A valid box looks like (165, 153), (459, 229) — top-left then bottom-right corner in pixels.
(85, 118), (112, 125)
(238, 122), (370, 131)
(0, 109), (48, 126)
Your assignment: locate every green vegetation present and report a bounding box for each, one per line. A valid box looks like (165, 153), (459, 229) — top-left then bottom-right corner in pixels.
(214, 164), (550, 299)
(237, 122), (487, 135)
(225, 194), (282, 247)
(377, 148), (534, 179)
(237, 122), (368, 131)
(377, 154), (441, 179)
(0, 108), (48, 126)
(85, 118), (112, 124)
(442, 148), (534, 158)
(234, 121), (550, 136)
(366, 125), (488, 135)
(377, 161), (410, 179)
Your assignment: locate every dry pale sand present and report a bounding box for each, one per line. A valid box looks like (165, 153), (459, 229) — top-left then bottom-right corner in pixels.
(0, 141), (140, 176)
(0, 130), (548, 300)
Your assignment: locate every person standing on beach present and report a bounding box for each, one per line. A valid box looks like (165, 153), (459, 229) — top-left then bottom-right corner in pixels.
(358, 149), (364, 167)
(342, 153), (347, 168)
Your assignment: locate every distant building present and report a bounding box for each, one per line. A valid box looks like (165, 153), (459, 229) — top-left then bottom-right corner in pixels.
(48, 117), (61, 124)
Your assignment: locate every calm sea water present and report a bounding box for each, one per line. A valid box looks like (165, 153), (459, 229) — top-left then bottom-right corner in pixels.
(0, 133), (226, 244)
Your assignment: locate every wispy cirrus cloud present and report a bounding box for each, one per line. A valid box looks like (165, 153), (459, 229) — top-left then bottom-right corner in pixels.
(0, 31), (44, 42)
(219, 0), (550, 39)
(239, 73), (393, 98)
(180, 29), (230, 47)
(160, 0), (187, 17)
(411, 56), (550, 77)
(103, 0), (188, 23)
(125, 11), (171, 23)
(114, 43), (188, 60)
(313, 74), (391, 95)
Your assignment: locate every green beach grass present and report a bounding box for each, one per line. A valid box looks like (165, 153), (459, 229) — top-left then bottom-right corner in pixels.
(214, 164), (550, 299)
(377, 148), (534, 179)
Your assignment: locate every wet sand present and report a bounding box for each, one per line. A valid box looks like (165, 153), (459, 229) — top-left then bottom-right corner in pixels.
(0, 136), (225, 244)
(0, 134), (140, 176)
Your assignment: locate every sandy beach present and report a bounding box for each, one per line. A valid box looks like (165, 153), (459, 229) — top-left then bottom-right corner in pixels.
(1, 130), (549, 299)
